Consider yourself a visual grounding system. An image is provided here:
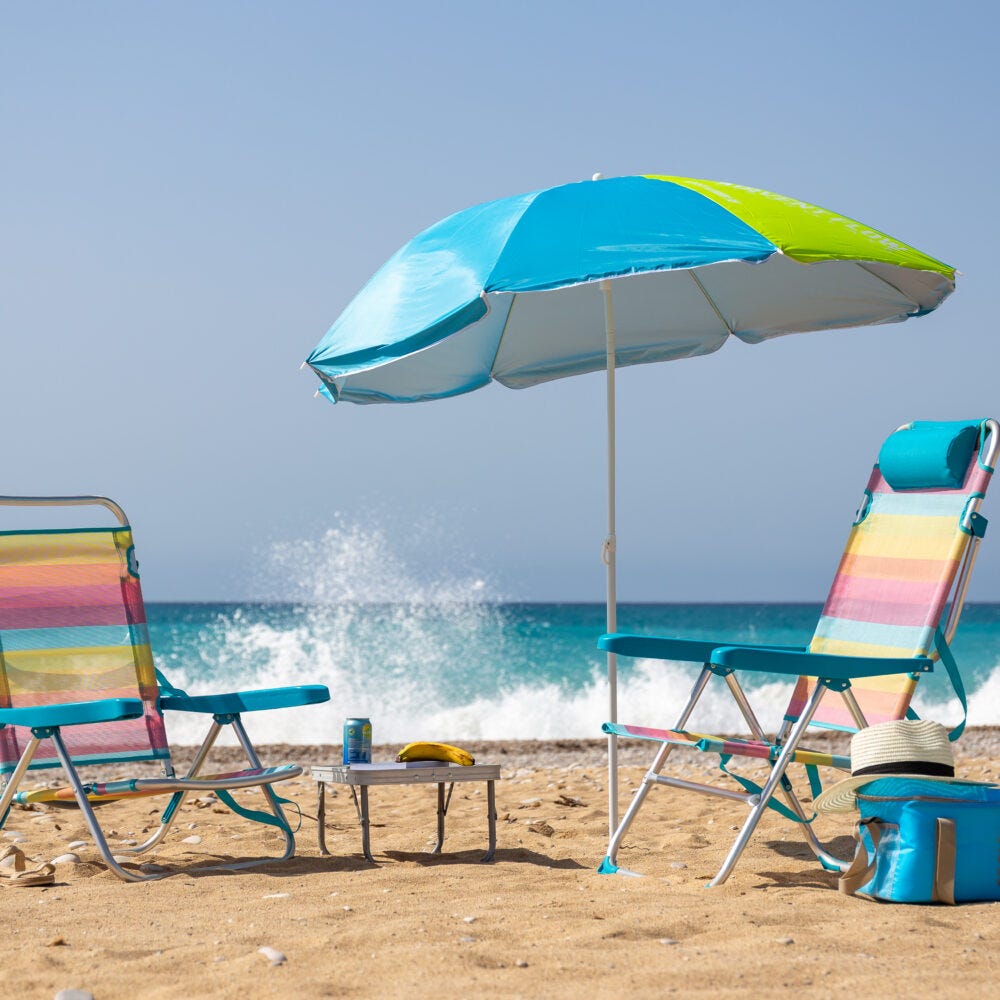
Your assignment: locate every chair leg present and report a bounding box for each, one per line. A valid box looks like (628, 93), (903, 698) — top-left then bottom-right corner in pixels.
(0, 736), (41, 828)
(148, 715), (297, 875)
(230, 715), (295, 863)
(601, 741), (670, 874)
(49, 728), (162, 882)
(777, 784), (850, 873)
(724, 673), (769, 741)
(122, 721), (223, 857)
(601, 666), (713, 874)
(92, 716), (296, 878)
(707, 682), (827, 887)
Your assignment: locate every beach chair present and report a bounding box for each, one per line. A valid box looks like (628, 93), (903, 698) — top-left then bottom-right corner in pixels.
(0, 495), (330, 882)
(599, 418), (997, 886)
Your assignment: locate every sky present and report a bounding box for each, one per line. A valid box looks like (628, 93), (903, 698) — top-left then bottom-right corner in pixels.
(3, 1), (999, 602)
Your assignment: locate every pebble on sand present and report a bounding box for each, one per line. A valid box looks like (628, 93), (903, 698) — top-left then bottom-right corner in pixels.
(51, 853), (81, 865)
(54, 991), (94, 1000)
(526, 820), (555, 837)
(181, 835), (203, 845)
(258, 946), (287, 966)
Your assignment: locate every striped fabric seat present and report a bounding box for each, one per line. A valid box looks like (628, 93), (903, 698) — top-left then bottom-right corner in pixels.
(789, 442), (992, 731)
(13, 764), (301, 805)
(0, 527), (169, 772)
(0, 496), (329, 882)
(598, 419), (996, 886)
(604, 722), (849, 769)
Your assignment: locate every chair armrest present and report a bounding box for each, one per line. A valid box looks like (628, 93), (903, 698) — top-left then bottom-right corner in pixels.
(710, 645), (934, 679)
(598, 632), (805, 662)
(0, 698), (145, 729)
(160, 684), (330, 715)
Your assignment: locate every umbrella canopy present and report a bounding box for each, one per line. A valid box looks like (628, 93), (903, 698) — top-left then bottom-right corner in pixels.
(306, 175), (953, 403)
(304, 174), (955, 836)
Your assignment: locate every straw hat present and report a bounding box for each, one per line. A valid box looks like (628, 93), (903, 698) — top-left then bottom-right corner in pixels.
(813, 719), (978, 812)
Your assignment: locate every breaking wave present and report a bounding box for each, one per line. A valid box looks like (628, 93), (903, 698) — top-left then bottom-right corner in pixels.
(150, 520), (1000, 745)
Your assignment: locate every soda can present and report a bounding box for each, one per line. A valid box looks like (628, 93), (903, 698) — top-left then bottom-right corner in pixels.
(343, 718), (372, 764)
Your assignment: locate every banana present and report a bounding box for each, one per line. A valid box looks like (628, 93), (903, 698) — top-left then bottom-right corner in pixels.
(395, 741), (475, 766)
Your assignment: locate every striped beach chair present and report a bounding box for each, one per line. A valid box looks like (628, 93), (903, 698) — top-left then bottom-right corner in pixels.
(599, 418), (997, 885)
(0, 495), (329, 882)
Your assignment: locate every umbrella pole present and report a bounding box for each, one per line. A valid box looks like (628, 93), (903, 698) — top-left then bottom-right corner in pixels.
(601, 279), (619, 838)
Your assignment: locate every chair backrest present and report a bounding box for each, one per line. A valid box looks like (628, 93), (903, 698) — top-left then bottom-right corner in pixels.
(788, 419), (996, 732)
(0, 499), (169, 773)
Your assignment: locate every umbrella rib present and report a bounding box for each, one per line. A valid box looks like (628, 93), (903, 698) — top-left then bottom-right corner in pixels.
(855, 262), (923, 312)
(487, 292), (517, 378)
(688, 270), (735, 337)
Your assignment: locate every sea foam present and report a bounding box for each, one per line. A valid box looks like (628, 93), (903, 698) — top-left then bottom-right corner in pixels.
(157, 519), (1000, 745)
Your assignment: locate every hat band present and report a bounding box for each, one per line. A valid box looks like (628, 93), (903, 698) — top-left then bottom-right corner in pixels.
(853, 760), (954, 779)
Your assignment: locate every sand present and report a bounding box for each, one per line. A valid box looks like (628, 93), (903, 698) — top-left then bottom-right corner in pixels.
(3, 734), (999, 999)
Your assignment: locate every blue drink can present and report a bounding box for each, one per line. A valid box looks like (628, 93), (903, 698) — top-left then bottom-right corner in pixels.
(343, 718), (372, 764)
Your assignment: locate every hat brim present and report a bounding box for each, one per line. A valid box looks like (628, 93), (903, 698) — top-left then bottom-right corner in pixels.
(813, 772), (987, 813)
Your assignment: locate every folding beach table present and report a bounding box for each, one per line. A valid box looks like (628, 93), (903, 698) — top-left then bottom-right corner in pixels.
(311, 762), (501, 862)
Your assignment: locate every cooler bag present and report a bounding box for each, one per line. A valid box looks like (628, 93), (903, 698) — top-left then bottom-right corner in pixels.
(840, 777), (1000, 904)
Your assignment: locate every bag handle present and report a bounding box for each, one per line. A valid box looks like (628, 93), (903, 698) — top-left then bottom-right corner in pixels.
(840, 816), (958, 903)
(839, 818), (881, 897)
(933, 817), (956, 905)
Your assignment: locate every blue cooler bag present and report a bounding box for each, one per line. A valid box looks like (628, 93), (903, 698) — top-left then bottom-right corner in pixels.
(841, 777), (1000, 904)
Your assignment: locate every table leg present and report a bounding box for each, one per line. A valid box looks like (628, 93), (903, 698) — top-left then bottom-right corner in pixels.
(482, 780), (497, 862)
(317, 781), (330, 856)
(359, 785), (374, 862)
(433, 783), (445, 854)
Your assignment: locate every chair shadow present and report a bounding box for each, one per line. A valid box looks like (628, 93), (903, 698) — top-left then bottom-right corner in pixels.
(746, 835), (856, 890)
(751, 868), (839, 890)
(381, 847), (587, 870)
(765, 835), (855, 859)
(157, 843), (587, 879)
(124, 851), (381, 879)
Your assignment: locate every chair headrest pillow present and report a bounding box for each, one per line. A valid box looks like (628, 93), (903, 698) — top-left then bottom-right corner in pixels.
(877, 420), (982, 491)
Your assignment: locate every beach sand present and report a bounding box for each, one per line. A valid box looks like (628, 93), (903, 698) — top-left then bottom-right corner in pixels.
(3, 733), (998, 999)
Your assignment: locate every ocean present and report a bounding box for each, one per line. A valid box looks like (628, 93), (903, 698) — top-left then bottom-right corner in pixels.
(146, 600), (1000, 747)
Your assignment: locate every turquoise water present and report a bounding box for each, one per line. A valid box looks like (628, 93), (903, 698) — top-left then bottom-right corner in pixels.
(146, 601), (1000, 745)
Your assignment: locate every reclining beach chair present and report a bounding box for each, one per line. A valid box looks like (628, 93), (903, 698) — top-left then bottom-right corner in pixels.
(0, 495), (330, 881)
(599, 418), (997, 886)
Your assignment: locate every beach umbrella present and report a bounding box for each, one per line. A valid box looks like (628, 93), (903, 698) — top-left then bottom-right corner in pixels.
(303, 173), (955, 836)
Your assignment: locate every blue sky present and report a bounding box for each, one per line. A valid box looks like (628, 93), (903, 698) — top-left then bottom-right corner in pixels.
(3, 1), (999, 601)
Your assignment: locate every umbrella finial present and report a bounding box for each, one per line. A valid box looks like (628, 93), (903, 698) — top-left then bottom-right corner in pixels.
(592, 172), (604, 181)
